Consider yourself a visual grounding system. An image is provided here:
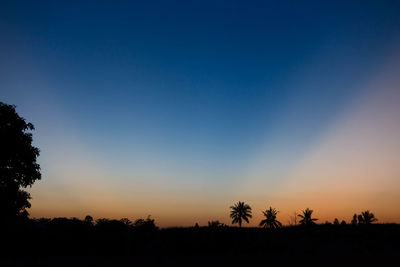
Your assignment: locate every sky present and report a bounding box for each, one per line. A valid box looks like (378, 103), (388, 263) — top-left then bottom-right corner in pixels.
(1, 1), (400, 226)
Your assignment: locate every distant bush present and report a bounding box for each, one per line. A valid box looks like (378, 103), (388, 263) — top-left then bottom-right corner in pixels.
(208, 220), (225, 228)
(133, 215), (158, 230)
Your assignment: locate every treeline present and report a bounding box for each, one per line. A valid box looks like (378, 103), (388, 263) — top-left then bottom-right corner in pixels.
(20, 202), (379, 230)
(3, 217), (400, 267)
(227, 201), (379, 228)
(25, 208), (378, 232)
(31, 215), (158, 231)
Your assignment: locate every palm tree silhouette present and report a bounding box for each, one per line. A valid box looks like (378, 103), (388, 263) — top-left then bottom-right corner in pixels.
(360, 210), (378, 224)
(298, 208), (318, 225)
(230, 201), (252, 227)
(259, 207), (282, 229)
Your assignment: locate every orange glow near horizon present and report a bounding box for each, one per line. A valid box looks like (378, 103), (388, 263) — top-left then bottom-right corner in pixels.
(28, 48), (400, 228)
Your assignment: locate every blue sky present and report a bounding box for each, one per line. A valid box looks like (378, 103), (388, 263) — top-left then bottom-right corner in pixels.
(1, 1), (400, 225)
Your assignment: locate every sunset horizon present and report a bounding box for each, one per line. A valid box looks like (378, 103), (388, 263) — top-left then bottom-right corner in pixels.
(2, 1), (400, 228)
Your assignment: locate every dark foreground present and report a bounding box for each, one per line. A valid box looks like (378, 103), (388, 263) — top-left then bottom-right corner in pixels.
(2, 221), (400, 267)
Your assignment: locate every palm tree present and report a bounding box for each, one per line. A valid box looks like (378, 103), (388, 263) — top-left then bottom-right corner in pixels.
(259, 207), (282, 229)
(230, 201), (252, 227)
(298, 208), (318, 225)
(360, 210), (378, 224)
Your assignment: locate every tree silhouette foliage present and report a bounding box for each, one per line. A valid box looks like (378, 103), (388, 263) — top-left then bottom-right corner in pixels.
(230, 201), (252, 227)
(0, 102), (41, 221)
(259, 206), (282, 229)
(84, 215), (94, 225)
(358, 210), (378, 224)
(298, 208), (318, 225)
(134, 215), (158, 230)
(208, 220), (225, 228)
(351, 214), (358, 225)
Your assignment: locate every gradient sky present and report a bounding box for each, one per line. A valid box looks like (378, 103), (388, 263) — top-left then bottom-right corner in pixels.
(1, 1), (400, 226)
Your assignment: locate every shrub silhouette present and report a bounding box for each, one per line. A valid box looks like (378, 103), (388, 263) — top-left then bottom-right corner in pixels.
(120, 218), (132, 226)
(134, 215), (158, 230)
(95, 218), (110, 226)
(208, 220), (225, 228)
(351, 214), (358, 225)
(0, 102), (41, 221)
(298, 208), (318, 225)
(230, 201), (252, 227)
(358, 210), (378, 224)
(357, 214), (364, 224)
(84, 215), (94, 225)
(259, 206), (282, 229)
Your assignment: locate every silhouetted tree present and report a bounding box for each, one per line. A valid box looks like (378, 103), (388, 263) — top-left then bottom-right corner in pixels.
(95, 218), (130, 231)
(95, 218), (110, 226)
(333, 218), (340, 225)
(340, 220), (347, 225)
(298, 208), (318, 225)
(230, 201), (252, 227)
(208, 220), (225, 228)
(84, 215), (94, 225)
(359, 210), (378, 224)
(351, 214), (358, 225)
(0, 102), (41, 221)
(134, 215), (158, 230)
(259, 207), (282, 229)
(358, 214), (364, 224)
(120, 218), (132, 226)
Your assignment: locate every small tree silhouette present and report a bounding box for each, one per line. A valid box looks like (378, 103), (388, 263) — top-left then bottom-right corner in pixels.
(134, 215), (158, 230)
(357, 214), (364, 224)
(359, 210), (378, 224)
(84, 215), (93, 225)
(230, 201), (252, 227)
(333, 218), (340, 225)
(351, 214), (358, 225)
(259, 207), (282, 229)
(298, 208), (318, 225)
(120, 218), (132, 226)
(208, 220), (225, 228)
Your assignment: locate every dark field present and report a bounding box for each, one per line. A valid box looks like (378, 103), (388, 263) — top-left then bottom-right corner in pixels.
(2, 220), (399, 267)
